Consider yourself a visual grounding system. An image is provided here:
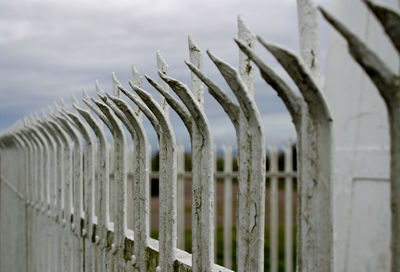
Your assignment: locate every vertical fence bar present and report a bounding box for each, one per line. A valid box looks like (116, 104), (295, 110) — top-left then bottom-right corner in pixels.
(187, 36), (214, 272)
(284, 145), (293, 272)
(177, 142), (185, 250)
(92, 94), (128, 271)
(48, 118), (73, 272)
(222, 144), (233, 269)
(65, 107), (96, 272)
(37, 121), (57, 272)
(269, 146), (279, 272)
(104, 91), (151, 271)
(55, 113), (84, 272)
(75, 99), (111, 271)
(128, 82), (177, 271)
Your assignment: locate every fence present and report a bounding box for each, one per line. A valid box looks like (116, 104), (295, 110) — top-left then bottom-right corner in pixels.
(0, 0), (399, 271)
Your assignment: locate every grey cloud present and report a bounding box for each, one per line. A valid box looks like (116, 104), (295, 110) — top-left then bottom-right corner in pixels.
(0, 0), (332, 147)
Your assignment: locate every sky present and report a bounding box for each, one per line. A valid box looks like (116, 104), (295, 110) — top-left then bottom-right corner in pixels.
(0, 0), (332, 150)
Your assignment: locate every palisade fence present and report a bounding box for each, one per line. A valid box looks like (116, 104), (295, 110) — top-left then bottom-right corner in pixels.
(0, 0), (399, 272)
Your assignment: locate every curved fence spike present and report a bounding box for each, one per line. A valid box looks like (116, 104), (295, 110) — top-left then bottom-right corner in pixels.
(363, 0), (400, 54)
(202, 48), (266, 271)
(119, 84), (161, 132)
(83, 97), (112, 129)
(319, 7), (397, 105)
(158, 71), (214, 272)
(145, 75), (193, 131)
(105, 93), (150, 267)
(128, 82), (178, 271)
(185, 60), (240, 127)
(65, 109), (96, 272)
(73, 102), (111, 271)
(250, 31), (334, 272)
(92, 96), (128, 271)
(234, 38), (301, 122)
(320, 5), (400, 271)
(53, 113), (84, 271)
(257, 38), (331, 121)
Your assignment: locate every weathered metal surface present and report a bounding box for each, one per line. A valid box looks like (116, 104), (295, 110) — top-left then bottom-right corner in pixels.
(157, 59), (215, 271)
(75, 98), (111, 271)
(235, 12), (334, 270)
(104, 87), (151, 272)
(185, 33), (266, 270)
(1, 2), (397, 271)
(320, 3), (400, 271)
(129, 80), (178, 272)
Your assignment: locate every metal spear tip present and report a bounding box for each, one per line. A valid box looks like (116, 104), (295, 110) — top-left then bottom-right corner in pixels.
(156, 50), (169, 69)
(317, 6), (353, 41)
(157, 70), (171, 83)
(237, 15), (255, 39)
(206, 50), (233, 70)
(188, 34), (201, 52)
(112, 72), (120, 84)
(82, 88), (90, 100)
(256, 36), (281, 55)
(95, 80), (104, 94)
(184, 60), (199, 74)
(97, 91), (107, 102)
(131, 64), (139, 75)
(144, 74), (158, 86)
(59, 97), (67, 110)
(71, 93), (79, 106)
(105, 92), (117, 101)
(234, 37), (250, 53)
(129, 81), (150, 100)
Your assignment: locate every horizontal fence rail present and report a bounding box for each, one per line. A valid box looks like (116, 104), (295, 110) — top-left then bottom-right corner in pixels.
(1, 0), (399, 271)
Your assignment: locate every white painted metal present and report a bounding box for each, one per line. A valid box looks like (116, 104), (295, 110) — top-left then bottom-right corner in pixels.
(65, 106), (96, 272)
(320, 2), (400, 271)
(2, 4), (398, 271)
(93, 93), (128, 271)
(105, 92), (150, 265)
(128, 81), (177, 272)
(186, 41), (266, 271)
(157, 60), (215, 271)
(235, 11), (334, 271)
(75, 100), (111, 271)
(54, 112), (84, 272)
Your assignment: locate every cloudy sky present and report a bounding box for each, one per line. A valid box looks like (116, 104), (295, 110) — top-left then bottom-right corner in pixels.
(0, 0), (332, 149)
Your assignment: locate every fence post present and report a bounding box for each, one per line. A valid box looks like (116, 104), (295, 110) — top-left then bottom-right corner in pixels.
(157, 69), (215, 271)
(75, 98), (111, 271)
(65, 105), (96, 272)
(91, 92), (128, 271)
(319, 3), (400, 271)
(48, 118), (73, 272)
(54, 111), (84, 271)
(103, 89), (151, 271)
(185, 38), (266, 272)
(128, 81), (178, 272)
(235, 10), (334, 270)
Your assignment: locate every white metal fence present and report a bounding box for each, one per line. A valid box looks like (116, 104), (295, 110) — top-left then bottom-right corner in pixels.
(0, 0), (399, 271)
